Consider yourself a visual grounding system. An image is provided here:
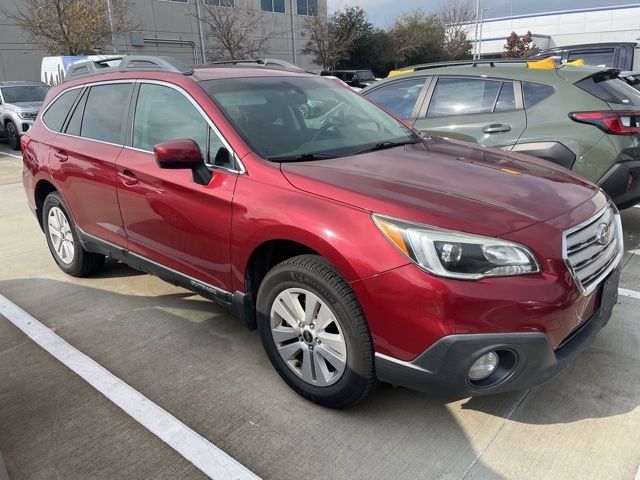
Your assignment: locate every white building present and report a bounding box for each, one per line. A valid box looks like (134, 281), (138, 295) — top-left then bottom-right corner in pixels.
(470, 3), (640, 57)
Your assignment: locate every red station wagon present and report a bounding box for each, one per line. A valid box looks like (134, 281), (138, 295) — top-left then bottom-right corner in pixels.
(21, 56), (623, 407)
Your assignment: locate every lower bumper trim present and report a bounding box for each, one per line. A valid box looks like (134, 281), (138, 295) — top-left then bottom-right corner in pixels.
(376, 270), (620, 399)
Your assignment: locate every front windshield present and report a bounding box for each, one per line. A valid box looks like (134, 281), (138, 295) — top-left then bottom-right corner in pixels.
(199, 76), (419, 160)
(357, 71), (375, 81)
(1, 85), (49, 103)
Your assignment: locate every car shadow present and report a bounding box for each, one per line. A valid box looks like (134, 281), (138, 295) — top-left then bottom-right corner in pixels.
(2, 274), (637, 479)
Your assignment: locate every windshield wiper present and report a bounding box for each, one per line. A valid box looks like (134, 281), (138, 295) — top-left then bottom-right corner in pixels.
(350, 138), (423, 156)
(268, 152), (337, 162)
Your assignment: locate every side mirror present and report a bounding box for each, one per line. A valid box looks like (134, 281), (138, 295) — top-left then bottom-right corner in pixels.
(154, 139), (211, 185)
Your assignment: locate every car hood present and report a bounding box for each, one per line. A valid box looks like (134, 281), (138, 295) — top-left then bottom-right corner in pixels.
(11, 101), (43, 111)
(280, 138), (599, 237)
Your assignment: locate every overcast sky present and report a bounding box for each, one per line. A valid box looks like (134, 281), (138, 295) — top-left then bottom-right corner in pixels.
(327, 0), (637, 27)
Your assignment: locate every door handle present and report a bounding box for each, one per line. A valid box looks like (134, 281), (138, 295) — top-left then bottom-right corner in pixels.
(483, 124), (512, 133)
(118, 169), (138, 186)
(54, 150), (68, 162)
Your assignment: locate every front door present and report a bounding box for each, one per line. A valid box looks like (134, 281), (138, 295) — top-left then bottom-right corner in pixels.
(115, 82), (238, 291)
(414, 76), (527, 149)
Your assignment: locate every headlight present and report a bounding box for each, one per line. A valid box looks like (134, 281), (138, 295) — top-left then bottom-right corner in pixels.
(18, 111), (32, 119)
(373, 214), (540, 279)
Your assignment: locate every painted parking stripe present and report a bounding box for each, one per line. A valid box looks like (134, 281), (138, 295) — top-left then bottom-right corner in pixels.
(0, 294), (260, 480)
(619, 288), (640, 300)
(0, 151), (22, 159)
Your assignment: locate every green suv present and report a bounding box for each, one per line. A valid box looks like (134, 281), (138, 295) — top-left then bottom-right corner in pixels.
(362, 62), (640, 209)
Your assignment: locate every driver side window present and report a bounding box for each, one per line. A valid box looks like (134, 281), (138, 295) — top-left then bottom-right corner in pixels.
(133, 83), (208, 154)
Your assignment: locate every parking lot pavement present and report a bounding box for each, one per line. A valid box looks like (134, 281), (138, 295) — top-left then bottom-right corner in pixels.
(1, 146), (640, 480)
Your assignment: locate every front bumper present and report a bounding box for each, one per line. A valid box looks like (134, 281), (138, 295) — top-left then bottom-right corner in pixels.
(375, 269), (619, 399)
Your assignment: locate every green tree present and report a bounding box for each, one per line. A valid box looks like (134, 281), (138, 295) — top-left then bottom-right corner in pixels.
(301, 13), (359, 70)
(388, 9), (446, 68)
(503, 31), (535, 58)
(333, 6), (375, 69)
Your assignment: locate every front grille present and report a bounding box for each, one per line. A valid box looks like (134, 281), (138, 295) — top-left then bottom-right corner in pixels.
(563, 204), (622, 295)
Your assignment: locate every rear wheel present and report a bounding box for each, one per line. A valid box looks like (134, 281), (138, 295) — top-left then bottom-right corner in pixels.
(42, 192), (105, 276)
(257, 255), (377, 408)
(6, 121), (20, 150)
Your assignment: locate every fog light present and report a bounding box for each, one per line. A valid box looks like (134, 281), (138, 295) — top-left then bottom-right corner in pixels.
(468, 351), (499, 381)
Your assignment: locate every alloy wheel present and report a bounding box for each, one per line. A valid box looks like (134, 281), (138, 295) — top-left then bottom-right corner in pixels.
(270, 288), (347, 387)
(47, 206), (75, 264)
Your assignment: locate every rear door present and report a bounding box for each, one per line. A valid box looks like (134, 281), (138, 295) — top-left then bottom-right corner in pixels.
(413, 76), (527, 149)
(48, 82), (133, 246)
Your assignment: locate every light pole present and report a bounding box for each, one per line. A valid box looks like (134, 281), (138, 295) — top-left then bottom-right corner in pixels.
(478, 8), (491, 59)
(473, 0), (480, 59)
(106, 0), (117, 53)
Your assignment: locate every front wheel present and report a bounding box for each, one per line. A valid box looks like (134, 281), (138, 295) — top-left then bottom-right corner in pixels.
(257, 255), (377, 408)
(6, 121), (20, 150)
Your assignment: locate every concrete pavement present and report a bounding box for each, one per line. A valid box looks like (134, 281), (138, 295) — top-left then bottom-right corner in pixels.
(1, 141), (639, 480)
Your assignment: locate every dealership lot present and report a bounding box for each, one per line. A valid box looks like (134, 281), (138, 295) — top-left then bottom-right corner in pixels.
(1, 142), (640, 479)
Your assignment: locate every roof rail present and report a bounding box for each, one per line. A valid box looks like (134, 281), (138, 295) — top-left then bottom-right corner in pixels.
(403, 58), (531, 72)
(205, 58), (304, 72)
(64, 55), (194, 82)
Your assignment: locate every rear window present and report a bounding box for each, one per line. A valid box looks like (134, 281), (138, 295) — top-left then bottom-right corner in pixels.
(522, 82), (555, 108)
(575, 75), (640, 107)
(42, 89), (81, 132)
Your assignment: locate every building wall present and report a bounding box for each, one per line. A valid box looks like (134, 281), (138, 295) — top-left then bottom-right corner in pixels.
(0, 0), (326, 81)
(469, 4), (640, 57)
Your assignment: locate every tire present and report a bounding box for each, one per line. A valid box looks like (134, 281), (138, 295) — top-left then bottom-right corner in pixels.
(6, 121), (20, 150)
(257, 254), (377, 408)
(42, 191), (105, 277)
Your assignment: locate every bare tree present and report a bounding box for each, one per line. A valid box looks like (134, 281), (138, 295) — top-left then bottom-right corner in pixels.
(192, 1), (278, 61)
(437, 0), (473, 60)
(301, 13), (358, 70)
(4, 0), (139, 55)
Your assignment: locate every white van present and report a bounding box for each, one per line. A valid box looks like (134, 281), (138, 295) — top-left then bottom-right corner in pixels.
(41, 55), (122, 85)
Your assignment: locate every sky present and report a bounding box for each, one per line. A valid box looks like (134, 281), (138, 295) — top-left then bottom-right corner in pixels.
(327, 0), (637, 27)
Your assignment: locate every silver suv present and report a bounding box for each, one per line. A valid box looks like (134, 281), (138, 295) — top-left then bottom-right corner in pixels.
(0, 81), (50, 150)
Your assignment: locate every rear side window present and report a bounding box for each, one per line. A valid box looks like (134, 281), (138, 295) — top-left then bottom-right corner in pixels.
(567, 50), (615, 67)
(575, 76), (640, 107)
(81, 84), (132, 143)
(365, 77), (427, 119)
(494, 82), (516, 112)
(522, 82), (555, 108)
(42, 89), (81, 132)
(133, 83), (208, 153)
(65, 89), (88, 136)
(427, 77), (506, 117)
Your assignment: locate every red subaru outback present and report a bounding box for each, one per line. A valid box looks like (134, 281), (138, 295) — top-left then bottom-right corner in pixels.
(21, 56), (623, 407)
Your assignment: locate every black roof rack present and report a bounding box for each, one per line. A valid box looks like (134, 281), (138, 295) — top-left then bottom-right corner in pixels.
(399, 58), (532, 72)
(204, 58), (304, 72)
(64, 55), (194, 82)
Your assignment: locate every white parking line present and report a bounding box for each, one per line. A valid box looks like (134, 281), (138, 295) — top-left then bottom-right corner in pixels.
(0, 294), (260, 480)
(0, 151), (22, 159)
(619, 288), (640, 300)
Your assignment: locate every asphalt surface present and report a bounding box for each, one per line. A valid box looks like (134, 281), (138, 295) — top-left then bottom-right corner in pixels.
(1, 140), (639, 480)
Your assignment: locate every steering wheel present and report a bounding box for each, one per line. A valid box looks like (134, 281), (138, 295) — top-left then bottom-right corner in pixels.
(310, 120), (338, 142)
